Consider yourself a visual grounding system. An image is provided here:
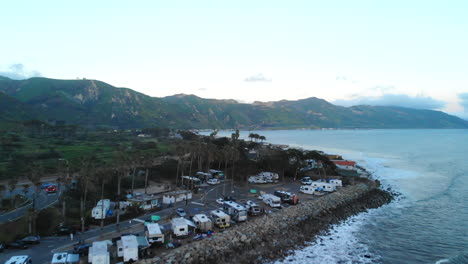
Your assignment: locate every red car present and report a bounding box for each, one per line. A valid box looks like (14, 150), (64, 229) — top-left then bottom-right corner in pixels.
(45, 185), (57, 193)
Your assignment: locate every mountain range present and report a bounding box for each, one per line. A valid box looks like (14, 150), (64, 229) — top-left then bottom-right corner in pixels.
(0, 76), (467, 129)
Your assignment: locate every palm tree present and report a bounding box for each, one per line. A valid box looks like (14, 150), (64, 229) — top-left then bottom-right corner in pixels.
(259, 135), (266, 143)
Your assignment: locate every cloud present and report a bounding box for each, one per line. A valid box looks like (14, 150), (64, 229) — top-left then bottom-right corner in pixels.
(244, 73), (272, 82)
(333, 94), (446, 110)
(459, 93), (468, 111)
(198, 87), (208, 91)
(0, 64), (42, 80)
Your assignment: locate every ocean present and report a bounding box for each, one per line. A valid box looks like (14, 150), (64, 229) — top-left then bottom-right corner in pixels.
(211, 129), (468, 264)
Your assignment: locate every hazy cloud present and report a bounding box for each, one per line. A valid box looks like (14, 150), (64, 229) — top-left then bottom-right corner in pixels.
(459, 93), (468, 111)
(335, 75), (347, 81)
(198, 87), (208, 91)
(244, 74), (272, 82)
(0, 63), (42, 80)
(333, 94), (446, 110)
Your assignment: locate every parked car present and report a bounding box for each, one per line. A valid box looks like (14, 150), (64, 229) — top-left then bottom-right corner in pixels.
(207, 178), (220, 185)
(57, 225), (76, 236)
(41, 183), (52, 189)
(5, 241), (29, 249)
(73, 243), (91, 256)
(176, 208), (187, 217)
(45, 184), (57, 193)
(20, 235), (41, 245)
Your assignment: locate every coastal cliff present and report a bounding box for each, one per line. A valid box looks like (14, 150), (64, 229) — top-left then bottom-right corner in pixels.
(139, 182), (393, 264)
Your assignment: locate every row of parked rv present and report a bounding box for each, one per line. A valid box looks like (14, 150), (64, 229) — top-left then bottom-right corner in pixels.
(248, 172), (280, 184)
(299, 177), (343, 194)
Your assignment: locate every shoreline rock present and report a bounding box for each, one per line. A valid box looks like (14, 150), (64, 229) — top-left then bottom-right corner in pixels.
(141, 182), (393, 264)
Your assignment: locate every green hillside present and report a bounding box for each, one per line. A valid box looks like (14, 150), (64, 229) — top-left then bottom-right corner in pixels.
(0, 76), (467, 129)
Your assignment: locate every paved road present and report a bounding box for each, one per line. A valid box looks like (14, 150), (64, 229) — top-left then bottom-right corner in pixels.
(0, 180), (303, 263)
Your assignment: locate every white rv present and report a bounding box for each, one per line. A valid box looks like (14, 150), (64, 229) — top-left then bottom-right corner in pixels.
(117, 235), (139, 262)
(223, 201), (248, 222)
(248, 176), (267, 184)
(4, 256), (31, 264)
(245, 200), (261, 216)
(171, 217), (189, 237)
(300, 185), (315, 194)
(192, 214), (213, 232)
(329, 179), (343, 187)
(88, 241), (110, 264)
(51, 253), (80, 264)
(311, 181), (336, 192)
(162, 190), (192, 205)
(258, 172), (279, 183)
(146, 223), (164, 244)
(210, 209), (231, 228)
(261, 194), (281, 208)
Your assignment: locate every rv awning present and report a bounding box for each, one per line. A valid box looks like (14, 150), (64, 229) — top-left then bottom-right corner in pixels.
(185, 219), (197, 228)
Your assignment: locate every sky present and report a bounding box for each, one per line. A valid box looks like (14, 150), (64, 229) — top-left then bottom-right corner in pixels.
(1, 0), (468, 118)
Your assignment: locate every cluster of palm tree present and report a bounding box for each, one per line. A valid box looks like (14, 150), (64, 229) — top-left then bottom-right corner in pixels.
(248, 133), (266, 142)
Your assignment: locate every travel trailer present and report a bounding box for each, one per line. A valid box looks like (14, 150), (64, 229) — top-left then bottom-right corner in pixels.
(300, 185), (315, 194)
(248, 176), (267, 184)
(222, 201), (248, 222)
(244, 200), (261, 216)
(88, 241), (110, 264)
(117, 235), (139, 262)
(261, 194), (281, 208)
(5, 256), (31, 264)
(210, 209), (231, 228)
(162, 190), (192, 205)
(91, 200), (113, 220)
(192, 214), (213, 232)
(257, 172), (279, 183)
(171, 217), (189, 237)
(128, 195), (160, 210)
(145, 223), (164, 244)
(311, 181), (337, 192)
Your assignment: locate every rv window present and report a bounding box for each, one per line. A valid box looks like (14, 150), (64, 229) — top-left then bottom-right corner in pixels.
(119, 248), (122, 251)
(179, 228), (185, 231)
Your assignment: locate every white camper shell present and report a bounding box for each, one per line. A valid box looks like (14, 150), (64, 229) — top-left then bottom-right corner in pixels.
(329, 179), (343, 187)
(223, 201), (248, 222)
(4, 256), (31, 264)
(146, 223), (164, 244)
(171, 217), (189, 237)
(192, 214), (213, 232)
(117, 235), (139, 262)
(261, 194), (281, 208)
(311, 181), (336, 192)
(210, 210), (231, 228)
(88, 241), (110, 264)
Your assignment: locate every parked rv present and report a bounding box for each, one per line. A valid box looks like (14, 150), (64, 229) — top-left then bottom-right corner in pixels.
(192, 214), (213, 232)
(299, 185), (315, 194)
(88, 241), (110, 264)
(210, 210), (231, 228)
(274, 190), (299, 205)
(310, 181), (336, 192)
(91, 199), (114, 220)
(51, 253), (80, 264)
(162, 190), (192, 205)
(117, 235), (139, 262)
(261, 194), (281, 208)
(171, 217), (189, 237)
(258, 172), (279, 183)
(222, 201), (248, 222)
(248, 176), (267, 184)
(4, 256), (31, 264)
(244, 200), (261, 216)
(146, 223), (164, 244)
(329, 179), (343, 187)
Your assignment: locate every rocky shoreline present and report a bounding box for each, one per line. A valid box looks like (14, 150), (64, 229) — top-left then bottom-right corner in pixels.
(139, 182), (393, 264)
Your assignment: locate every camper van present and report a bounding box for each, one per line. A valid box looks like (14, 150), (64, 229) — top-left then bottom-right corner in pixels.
(300, 185), (315, 194)
(117, 235), (139, 262)
(222, 201), (247, 222)
(51, 253), (80, 264)
(5, 256), (31, 264)
(146, 223), (164, 244)
(192, 214), (213, 232)
(210, 210), (231, 228)
(171, 217), (189, 237)
(88, 241), (110, 264)
(311, 181), (336, 192)
(274, 190), (299, 205)
(244, 200), (261, 216)
(329, 179), (343, 187)
(261, 194), (281, 208)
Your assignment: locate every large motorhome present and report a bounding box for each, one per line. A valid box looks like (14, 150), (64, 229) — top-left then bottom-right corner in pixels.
(210, 210), (231, 228)
(117, 235), (138, 262)
(300, 185), (315, 194)
(5, 256), (32, 264)
(192, 214), (213, 232)
(88, 241), (110, 264)
(261, 194), (281, 208)
(222, 201), (248, 222)
(311, 181), (337, 192)
(257, 172), (279, 183)
(91, 200), (114, 220)
(145, 223), (164, 244)
(248, 176), (267, 184)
